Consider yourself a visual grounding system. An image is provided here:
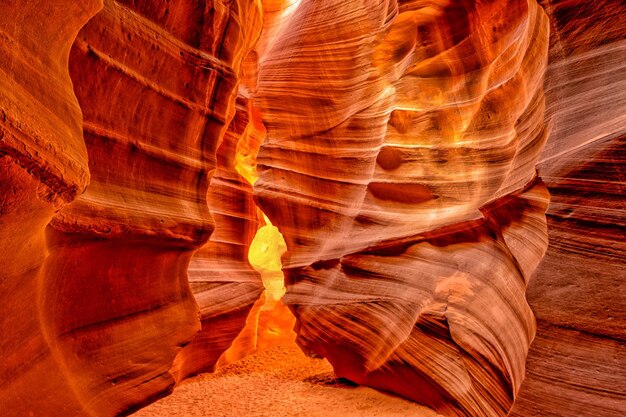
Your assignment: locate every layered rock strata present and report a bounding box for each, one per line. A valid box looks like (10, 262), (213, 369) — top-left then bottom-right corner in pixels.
(0, 1), (102, 416)
(254, 1), (551, 416)
(173, 96), (265, 381)
(0, 0), (623, 416)
(1, 0), (262, 415)
(512, 1), (626, 415)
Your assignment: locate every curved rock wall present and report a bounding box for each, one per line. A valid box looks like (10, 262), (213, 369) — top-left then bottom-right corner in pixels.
(0, 0), (623, 416)
(256, 0), (549, 266)
(253, 1), (551, 416)
(512, 1), (626, 416)
(1, 0), (262, 416)
(173, 96), (265, 381)
(0, 1), (102, 416)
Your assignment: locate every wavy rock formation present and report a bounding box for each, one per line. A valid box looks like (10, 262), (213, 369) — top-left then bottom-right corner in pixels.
(0, 1), (102, 415)
(256, 0), (549, 266)
(254, 1), (551, 416)
(1, 0), (623, 416)
(1, 0), (262, 416)
(512, 1), (626, 416)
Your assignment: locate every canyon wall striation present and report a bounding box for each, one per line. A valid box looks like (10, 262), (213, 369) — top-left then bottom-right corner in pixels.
(254, 1), (551, 416)
(512, 1), (626, 416)
(0, 1), (103, 415)
(172, 96), (265, 381)
(253, 1), (625, 416)
(1, 0), (262, 415)
(0, 1), (623, 416)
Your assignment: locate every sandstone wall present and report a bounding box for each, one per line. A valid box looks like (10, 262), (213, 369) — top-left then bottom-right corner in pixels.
(254, 1), (551, 416)
(0, 1), (623, 416)
(512, 1), (626, 416)
(0, 1), (262, 415)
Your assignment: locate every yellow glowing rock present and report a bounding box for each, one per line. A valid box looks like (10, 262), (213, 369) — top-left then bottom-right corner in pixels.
(249, 220), (288, 273)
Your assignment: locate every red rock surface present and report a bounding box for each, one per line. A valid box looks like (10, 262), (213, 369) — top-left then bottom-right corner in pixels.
(1, 0), (262, 416)
(511, 1), (626, 416)
(172, 96), (265, 381)
(0, 1), (624, 416)
(0, 1), (102, 415)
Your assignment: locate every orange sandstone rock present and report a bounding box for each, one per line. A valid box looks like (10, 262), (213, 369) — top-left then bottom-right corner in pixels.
(512, 1), (626, 416)
(0, 1), (624, 416)
(254, 1), (551, 416)
(1, 0), (262, 415)
(173, 97), (265, 381)
(0, 1), (102, 416)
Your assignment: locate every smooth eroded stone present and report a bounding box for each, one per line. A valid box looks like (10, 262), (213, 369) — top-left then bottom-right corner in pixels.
(513, 1), (626, 415)
(173, 97), (265, 381)
(0, 1), (102, 416)
(254, 1), (551, 416)
(2, 1), (262, 415)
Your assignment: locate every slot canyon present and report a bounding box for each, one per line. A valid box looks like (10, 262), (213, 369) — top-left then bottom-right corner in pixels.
(0, 0), (624, 416)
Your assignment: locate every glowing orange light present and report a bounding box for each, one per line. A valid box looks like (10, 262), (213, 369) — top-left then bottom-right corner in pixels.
(218, 101), (296, 367)
(249, 214), (287, 301)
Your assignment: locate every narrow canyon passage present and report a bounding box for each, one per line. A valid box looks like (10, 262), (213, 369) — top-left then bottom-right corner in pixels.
(0, 1), (624, 417)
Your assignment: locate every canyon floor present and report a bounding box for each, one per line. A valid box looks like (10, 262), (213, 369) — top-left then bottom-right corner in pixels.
(134, 345), (442, 417)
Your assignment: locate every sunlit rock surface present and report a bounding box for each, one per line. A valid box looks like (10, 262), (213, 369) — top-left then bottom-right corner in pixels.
(254, 1), (552, 416)
(256, 0), (549, 264)
(512, 1), (626, 416)
(252, 1), (625, 416)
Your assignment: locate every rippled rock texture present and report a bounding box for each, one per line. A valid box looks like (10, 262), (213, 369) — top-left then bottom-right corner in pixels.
(254, 1), (552, 416)
(172, 96), (265, 381)
(0, 0), (262, 416)
(512, 1), (626, 416)
(1, 0), (624, 416)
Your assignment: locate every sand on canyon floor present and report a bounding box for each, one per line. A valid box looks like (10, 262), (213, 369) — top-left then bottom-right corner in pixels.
(134, 345), (442, 417)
